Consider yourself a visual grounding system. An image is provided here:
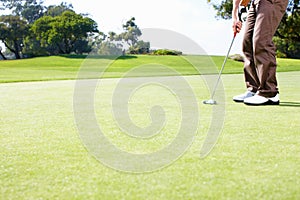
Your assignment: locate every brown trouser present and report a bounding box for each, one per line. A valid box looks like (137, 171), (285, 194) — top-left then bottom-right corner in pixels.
(242, 0), (289, 97)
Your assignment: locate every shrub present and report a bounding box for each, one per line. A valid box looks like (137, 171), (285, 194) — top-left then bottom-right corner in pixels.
(151, 49), (182, 56)
(229, 54), (244, 62)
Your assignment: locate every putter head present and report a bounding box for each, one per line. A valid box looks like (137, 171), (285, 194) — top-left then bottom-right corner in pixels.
(203, 99), (217, 105)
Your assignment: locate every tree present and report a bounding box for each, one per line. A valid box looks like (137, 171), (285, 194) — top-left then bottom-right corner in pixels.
(0, 0), (48, 57)
(207, 0), (300, 58)
(23, 15), (54, 56)
(275, 0), (300, 58)
(0, 0), (27, 10)
(128, 40), (150, 54)
(0, 0), (44, 23)
(31, 10), (98, 54)
(207, 0), (233, 20)
(96, 18), (144, 55)
(0, 15), (28, 59)
(18, 0), (44, 24)
(207, 0), (299, 19)
(0, 1), (100, 57)
(107, 17), (150, 55)
(23, 3), (75, 56)
(119, 17), (142, 47)
(98, 41), (123, 55)
(0, 46), (7, 60)
(44, 2), (73, 17)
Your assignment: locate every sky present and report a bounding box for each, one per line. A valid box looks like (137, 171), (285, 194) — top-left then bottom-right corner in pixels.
(2, 0), (245, 56)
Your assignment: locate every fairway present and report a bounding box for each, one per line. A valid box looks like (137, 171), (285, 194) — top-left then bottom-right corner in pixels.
(0, 70), (299, 199)
(1, 55), (300, 83)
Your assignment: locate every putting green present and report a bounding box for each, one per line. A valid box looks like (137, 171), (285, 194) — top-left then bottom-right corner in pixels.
(0, 72), (299, 199)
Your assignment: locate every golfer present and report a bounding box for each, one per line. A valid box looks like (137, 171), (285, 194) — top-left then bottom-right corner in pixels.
(232, 0), (289, 105)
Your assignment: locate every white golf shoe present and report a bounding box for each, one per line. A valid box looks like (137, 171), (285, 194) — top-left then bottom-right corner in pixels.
(244, 93), (280, 106)
(233, 91), (255, 102)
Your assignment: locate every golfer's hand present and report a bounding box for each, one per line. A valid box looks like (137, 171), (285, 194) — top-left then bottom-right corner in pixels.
(232, 20), (242, 34)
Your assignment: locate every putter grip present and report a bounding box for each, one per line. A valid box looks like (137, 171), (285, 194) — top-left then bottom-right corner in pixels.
(238, 9), (243, 22)
(234, 8), (244, 37)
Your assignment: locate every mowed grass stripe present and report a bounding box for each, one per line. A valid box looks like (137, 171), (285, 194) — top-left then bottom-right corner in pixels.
(0, 55), (299, 83)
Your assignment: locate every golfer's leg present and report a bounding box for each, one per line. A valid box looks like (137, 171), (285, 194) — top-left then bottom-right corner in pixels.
(253, 0), (288, 97)
(242, 2), (260, 93)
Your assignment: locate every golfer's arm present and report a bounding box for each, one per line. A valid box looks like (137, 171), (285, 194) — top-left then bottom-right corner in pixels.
(232, 0), (241, 21)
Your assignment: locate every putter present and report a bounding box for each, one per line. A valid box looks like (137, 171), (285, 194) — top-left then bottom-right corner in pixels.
(202, 34), (236, 105)
(203, 9), (244, 105)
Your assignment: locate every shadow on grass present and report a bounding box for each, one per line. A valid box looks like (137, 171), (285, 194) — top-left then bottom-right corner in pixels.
(59, 54), (88, 59)
(279, 102), (300, 108)
(59, 54), (138, 60)
(116, 55), (138, 60)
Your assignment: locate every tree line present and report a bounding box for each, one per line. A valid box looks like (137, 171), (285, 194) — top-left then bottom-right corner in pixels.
(0, 0), (149, 60)
(207, 0), (300, 58)
(1, 0), (299, 60)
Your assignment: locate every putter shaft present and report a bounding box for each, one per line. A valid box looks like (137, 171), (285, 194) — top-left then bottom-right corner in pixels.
(209, 35), (236, 100)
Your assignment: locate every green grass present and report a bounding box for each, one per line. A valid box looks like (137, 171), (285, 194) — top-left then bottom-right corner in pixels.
(1, 71), (300, 199)
(0, 55), (300, 199)
(0, 55), (300, 83)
